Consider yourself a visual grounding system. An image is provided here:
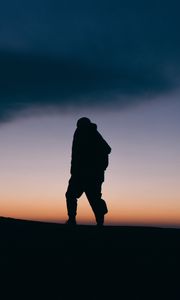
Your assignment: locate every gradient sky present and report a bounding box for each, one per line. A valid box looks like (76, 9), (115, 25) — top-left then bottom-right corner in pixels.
(0, 0), (180, 227)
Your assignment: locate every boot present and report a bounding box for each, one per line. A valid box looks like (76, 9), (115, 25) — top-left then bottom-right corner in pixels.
(65, 217), (76, 226)
(96, 214), (104, 227)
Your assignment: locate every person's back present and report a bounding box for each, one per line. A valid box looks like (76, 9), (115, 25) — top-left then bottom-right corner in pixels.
(65, 117), (111, 226)
(71, 119), (111, 177)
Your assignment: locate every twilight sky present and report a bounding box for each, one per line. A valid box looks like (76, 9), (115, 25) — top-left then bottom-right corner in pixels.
(0, 0), (180, 226)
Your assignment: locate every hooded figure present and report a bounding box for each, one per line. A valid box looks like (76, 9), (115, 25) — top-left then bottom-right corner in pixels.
(65, 117), (111, 226)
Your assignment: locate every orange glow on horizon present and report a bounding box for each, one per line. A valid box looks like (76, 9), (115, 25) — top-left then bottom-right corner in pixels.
(1, 195), (180, 228)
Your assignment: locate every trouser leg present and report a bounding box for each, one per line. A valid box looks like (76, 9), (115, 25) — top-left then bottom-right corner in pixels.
(85, 179), (107, 225)
(65, 176), (83, 218)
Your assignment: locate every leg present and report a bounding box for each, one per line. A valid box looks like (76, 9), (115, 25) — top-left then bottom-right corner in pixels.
(85, 178), (108, 226)
(65, 176), (83, 222)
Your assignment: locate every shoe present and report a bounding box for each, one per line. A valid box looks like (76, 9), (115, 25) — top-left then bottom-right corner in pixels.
(96, 214), (104, 226)
(65, 218), (77, 226)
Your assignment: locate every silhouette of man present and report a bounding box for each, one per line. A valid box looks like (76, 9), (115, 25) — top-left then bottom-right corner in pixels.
(65, 117), (111, 226)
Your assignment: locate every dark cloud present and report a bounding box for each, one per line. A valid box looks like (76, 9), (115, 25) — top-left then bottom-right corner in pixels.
(0, 0), (180, 122)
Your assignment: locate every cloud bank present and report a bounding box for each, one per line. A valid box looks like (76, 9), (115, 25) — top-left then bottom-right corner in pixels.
(0, 0), (180, 122)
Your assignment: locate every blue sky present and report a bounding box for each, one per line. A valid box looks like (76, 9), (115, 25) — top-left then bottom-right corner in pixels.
(0, 0), (180, 122)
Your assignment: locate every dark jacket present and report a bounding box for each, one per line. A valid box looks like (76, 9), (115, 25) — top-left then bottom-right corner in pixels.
(70, 123), (111, 176)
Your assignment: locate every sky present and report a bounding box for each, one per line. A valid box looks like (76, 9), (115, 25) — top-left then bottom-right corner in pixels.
(0, 0), (180, 227)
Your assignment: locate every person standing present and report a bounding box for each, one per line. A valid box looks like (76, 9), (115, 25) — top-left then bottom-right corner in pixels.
(65, 117), (111, 226)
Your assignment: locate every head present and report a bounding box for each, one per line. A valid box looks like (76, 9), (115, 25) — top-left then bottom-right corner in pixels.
(76, 117), (91, 129)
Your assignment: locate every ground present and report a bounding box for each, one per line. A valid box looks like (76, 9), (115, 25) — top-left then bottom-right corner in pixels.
(0, 217), (179, 299)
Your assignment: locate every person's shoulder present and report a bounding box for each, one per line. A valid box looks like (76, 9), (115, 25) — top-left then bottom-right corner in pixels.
(91, 123), (97, 131)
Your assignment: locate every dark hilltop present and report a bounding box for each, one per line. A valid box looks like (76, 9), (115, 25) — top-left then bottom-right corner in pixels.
(0, 217), (179, 299)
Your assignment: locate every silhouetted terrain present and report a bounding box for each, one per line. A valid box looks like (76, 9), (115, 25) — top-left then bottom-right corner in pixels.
(0, 217), (179, 299)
